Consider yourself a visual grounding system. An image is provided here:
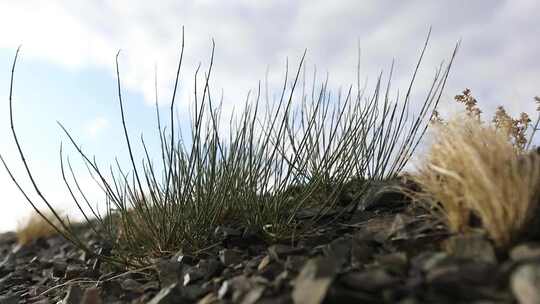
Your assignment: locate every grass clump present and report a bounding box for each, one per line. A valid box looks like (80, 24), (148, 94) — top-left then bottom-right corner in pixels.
(415, 91), (540, 247)
(1, 29), (458, 268)
(16, 211), (64, 245)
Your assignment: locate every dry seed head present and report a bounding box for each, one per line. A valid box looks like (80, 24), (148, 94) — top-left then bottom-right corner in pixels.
(493, 106), (513, 135)
(492, 106), (531, 151)
(454, 88), (482, 121)
(520, 112), (531, 126)
(514, 116), (530, 151)
(430, 110), (444, 125)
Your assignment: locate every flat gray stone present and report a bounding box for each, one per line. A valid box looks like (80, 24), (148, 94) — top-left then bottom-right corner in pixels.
(292, 257), (337, 304)
(511, 263), (540, 304)
(340, 268), (400, 292)
(148, 283), (186, 304)
(511, 243), (540, 261)
(444, 233), (496, 264)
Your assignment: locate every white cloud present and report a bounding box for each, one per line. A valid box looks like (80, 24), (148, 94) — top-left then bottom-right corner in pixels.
(0, 0), (537, 120)
(1, 0), (529, 112)
(84, 116), (109, 138)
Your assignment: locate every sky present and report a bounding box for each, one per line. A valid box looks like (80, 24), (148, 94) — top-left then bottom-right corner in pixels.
(0, 0), (538, 232)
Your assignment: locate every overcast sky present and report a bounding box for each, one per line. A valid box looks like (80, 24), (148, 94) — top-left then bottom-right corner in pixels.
(0, 0), (538, 232)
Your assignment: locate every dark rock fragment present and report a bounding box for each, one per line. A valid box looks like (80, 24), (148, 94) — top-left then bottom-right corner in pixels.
(0, 292), (19, 304)
(81, 287), (102, 304)
(0, 232), (17, 246)
(219, 249), (243, 266)
(156, 259), (183, 286)
(64, 264), (84, 280)
(339, 268), (401, 292)
(323, 237), (351, 268)
(183, 266), (205, 286)
(511, 242), (540, 261)
(147, 283), (185, 304)
(172, 253), (198, 266)
(198, 258), (224, 281)
(121, 278), (143, 292)
(214, 226), (242, 244)
(62, 285), (83, 304)
(444, 232), (497, 264)
(375, 252), (408, 275)
(284, 255), (307, 273)
(52, 261), (67, 278)
(268, 244), (305, 261)
(218, 275), (266, 303)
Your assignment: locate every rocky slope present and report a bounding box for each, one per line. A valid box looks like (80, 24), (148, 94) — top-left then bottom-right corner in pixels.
(0, 188), (538, 303)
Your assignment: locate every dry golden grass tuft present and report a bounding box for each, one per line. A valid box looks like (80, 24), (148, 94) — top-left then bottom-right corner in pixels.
(414, 115), (540, 247)
(16, 211), (64, 245)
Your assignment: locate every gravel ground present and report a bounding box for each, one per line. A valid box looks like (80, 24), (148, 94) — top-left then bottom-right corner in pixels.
(0, 182), (538, 303)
